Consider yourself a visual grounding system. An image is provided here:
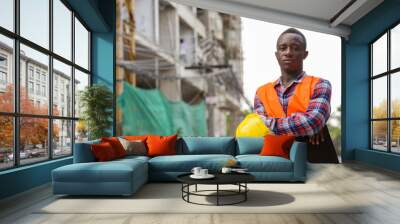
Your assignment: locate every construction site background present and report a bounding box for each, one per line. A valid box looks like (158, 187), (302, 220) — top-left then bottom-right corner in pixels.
(116, 0), (249, 137)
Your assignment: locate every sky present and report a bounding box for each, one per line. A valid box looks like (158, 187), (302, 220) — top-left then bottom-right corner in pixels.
(241, 17), (342, 113)
(0, 0), (89, 72)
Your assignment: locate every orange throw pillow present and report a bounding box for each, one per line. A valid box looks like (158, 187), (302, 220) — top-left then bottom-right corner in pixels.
(124, 135), (148, 142)
(101, 137), (126, 158)
(260, 135), (295, 159)
(146, 135), (177, 157)
(91, 142), (117, 161)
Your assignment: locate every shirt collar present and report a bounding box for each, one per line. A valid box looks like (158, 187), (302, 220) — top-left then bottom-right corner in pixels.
(274, 71), (306, 87)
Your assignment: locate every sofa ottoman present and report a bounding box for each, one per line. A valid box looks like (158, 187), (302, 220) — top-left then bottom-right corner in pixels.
(52, 156), (148, 196)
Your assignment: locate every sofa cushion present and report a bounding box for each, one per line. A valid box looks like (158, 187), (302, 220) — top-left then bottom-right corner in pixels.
(147, 135), (177, 157)
(236, 155), (293, 172)
(177, 137), (236, 155)
(236, 137), (263, 155)
(115, 155), (150, 163)
(91, 142), (118, 161)
(149, 154), (235, 172)
(52, 159), (147, 183)
(101, 137), (127, 158)
(260, 135), (295, 159)
(118, 138), (147, 156)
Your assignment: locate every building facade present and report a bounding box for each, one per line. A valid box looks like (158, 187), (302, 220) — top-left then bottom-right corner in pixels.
(0, 42), (74, 157)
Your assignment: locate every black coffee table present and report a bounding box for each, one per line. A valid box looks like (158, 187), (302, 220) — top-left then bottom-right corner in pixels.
(177, 172), (255, 206)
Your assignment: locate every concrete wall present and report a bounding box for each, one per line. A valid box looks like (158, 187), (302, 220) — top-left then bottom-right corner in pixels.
(159, 67), (182, 101)
(136, 0), (156, 42)
(159, 6), (178, 57)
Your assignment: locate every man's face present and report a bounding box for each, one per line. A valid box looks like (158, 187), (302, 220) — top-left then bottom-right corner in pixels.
(275, 33), (308, 74)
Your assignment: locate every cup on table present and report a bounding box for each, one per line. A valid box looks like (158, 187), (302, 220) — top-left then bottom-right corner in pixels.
(191, 167), (202, 176)
(221, 167), (232, 174)
(199, 168), (208, 176)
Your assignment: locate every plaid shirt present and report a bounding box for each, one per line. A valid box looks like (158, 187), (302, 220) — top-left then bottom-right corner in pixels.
(254, 72), (331, 136)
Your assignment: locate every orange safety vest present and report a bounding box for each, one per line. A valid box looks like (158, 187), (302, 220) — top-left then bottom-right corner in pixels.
(256, 75), (320, 138)
(256, 75), (321, 119)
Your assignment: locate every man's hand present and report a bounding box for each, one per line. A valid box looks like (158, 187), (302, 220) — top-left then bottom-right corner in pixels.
(309, 129), (325, 145)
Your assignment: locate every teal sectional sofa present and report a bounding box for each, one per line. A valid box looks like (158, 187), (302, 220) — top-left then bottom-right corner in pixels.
(52, 137), (307, 196)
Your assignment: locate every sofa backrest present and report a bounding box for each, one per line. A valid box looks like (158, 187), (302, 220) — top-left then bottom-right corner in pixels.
(73, 139), (100, 163)
(75, 137), (264, 161)
(235, 137), (264, 155)
(177, 137), (236, 155)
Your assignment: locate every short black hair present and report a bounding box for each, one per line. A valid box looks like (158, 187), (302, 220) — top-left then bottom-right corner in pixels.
(277, 28), (307, 50)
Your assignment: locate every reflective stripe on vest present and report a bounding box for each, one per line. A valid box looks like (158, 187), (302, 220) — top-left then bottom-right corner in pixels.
(256, 75), (320, 118)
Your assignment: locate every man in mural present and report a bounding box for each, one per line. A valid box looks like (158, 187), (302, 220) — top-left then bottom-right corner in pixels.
(254, 28), (338, 163)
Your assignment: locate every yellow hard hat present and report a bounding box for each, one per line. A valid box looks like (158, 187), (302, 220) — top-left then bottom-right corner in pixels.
(236, 113), (270, 137)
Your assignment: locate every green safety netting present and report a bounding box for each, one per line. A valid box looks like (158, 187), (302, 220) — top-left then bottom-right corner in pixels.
(118, 82), (207, 136)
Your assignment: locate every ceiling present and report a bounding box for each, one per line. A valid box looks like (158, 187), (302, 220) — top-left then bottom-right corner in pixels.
(169, 0), (384, 38)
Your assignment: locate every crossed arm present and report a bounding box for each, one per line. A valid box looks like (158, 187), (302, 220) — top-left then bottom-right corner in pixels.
(254, 79), (332, 141)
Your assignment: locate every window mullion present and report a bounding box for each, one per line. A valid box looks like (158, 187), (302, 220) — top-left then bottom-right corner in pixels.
(71, 11), (76, 155)
(88, 31), (91, 75)
(48, 0), (54, 160)
(370, 45), (373, 149)
(388, 30), (391, 152)
(14, 0), (21, 167)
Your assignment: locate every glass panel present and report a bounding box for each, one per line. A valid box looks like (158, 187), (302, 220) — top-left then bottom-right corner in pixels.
(74, 18), (89, 70)
(372, 77), (387, 119)
(0, 116), (13, 170)
(20, 0), (49, 49)
(0, 0), (14, 31)
(0, 35), (14, 112)
(391, 72), (400, 118)
(372, 121), (388, 151)
(391, 120), (400, 153)
(53, 59), (72, 117)
(20, 117), (49, 165)
(75, 120), (88, 143)
(391, 24), (400, 70)
(20, 44), (49, 115)
(372, 33), (387, 76)
(74, 69), (89, 118)
(53, 119), (72, 158)
(53, 0), (72, 60)
(390, 120), (400, 153)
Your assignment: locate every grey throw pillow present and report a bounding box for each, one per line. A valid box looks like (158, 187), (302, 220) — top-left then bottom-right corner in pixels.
(118, 137), (147, 156)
